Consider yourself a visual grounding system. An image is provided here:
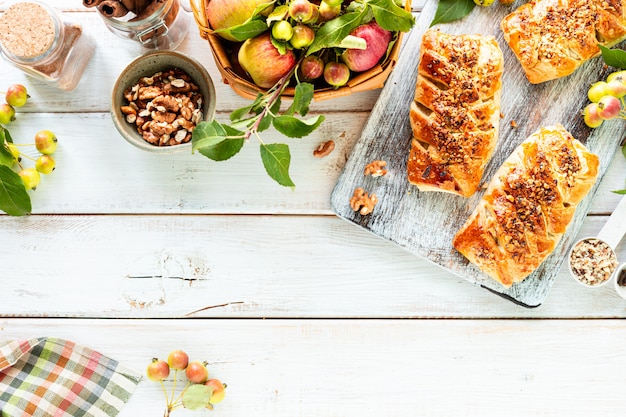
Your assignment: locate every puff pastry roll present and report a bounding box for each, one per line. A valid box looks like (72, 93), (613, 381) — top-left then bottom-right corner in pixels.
(453, 125), (599, 287)
(408, 30), (503, 198)
(501, 0), (626, 84)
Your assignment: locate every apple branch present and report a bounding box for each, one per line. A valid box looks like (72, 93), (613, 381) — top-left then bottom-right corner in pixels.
(243, 54), (307, 141)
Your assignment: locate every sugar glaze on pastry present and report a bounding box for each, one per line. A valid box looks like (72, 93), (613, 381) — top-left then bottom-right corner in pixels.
(501, 0), (626, 84)
(408, 30), (503, 198)
(452, 125), (599, 288)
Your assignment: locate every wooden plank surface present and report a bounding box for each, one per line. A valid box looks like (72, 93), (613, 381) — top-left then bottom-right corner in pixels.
(3, 318), (626, 417)
(331, 1), (626, 307)
(1, 215), (624, 319)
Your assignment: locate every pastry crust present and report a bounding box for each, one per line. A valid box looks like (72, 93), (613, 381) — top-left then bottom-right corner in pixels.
(501, 0), (626, 84)
(452, 125), (599, 287)
(408, 30), (503, 198)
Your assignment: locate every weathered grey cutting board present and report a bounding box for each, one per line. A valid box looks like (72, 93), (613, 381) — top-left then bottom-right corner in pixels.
(330, 2), (626, 307)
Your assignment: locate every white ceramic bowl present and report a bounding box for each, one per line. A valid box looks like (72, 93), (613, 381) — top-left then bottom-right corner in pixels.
(111, 50), (216, 153)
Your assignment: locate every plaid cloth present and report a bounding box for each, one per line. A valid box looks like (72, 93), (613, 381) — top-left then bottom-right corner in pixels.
(0, 337), (142, 417)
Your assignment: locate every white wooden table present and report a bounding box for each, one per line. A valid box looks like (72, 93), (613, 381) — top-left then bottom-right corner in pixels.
(2, 1), (626, 416)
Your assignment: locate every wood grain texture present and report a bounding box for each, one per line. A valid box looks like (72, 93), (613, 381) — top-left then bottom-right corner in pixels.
(0, 215), (624, 319)
(3, 318), (626, 417)
(331, 2), (626, 307)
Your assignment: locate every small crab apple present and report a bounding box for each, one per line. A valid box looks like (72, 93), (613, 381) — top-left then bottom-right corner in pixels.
(35, 130), (58, 155)
(596, 95), (622, 119)
(146, 358), (170, 382)
(35, 155), (55, 174)
(607, 70), (626, 83)
(299, 55), (325, 81)
(271, 20), (293, 42)
(324, 0), (342, 6)
(474, 0), (495, 5)
(288, 0), (316, 23)
(185, 361), (209, 384)
(18, 167), (40, 190)
(583, 103), (604, 128)
(205, 379), (226, 404)
(5, 84), (29, 107)
(606, 78), (626, 98)
(0, 103), (15, 125)
(7, 143), (20, 162)
(167, 349), (189, 371)
(324, 61), (350, 87)
(289, 24), (315, 49)
(318, 1), (341, 21)
(587, 81), (609, 103)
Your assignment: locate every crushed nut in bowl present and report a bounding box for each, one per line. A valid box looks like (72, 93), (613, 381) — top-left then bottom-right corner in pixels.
(111, 50), (216, 153)
(568, 237), (618, 287)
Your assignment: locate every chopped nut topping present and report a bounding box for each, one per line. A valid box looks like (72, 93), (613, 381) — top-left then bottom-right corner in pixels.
(364, 160), (388, 177)
(121, 68), (203, 147)
(570, 238), (618, 286)
(350, 187), (378, 215)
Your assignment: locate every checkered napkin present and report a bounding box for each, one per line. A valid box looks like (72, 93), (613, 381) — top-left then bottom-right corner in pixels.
(0, 337), (142, 417)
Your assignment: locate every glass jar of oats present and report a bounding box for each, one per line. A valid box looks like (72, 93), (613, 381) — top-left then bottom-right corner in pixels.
(99, 0), (189, 51)
(0, 1), (95, 91)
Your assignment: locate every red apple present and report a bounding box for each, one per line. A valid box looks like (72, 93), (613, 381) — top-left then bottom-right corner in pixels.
(206, 0), (274, 42)
(238, 32), (297, 89)
(341, 21), (392, 72)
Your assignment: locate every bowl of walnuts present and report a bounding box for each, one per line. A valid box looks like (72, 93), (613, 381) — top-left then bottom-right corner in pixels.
(111, 50), (216, 153)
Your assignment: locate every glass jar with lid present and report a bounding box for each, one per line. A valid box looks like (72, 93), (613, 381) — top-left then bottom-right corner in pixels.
(99, 0), (189, 51)
(0, 1), (96, 91)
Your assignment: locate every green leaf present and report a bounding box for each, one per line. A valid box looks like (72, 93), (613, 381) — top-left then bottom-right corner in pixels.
(306, 10), (367, 56)
(260, 143), (295, 188)
(285, 83), (314, 117)
(271, 36), (289, 55)
(224, 18), (269, 42)
(431, 0), (475, 27)
(599, 45), (626, 69)
(336, 34), (367, 50)
(267, 4), (289, 24)
(192, 120), (245, 161)
(613, 189), (626, 194)
(273, 114), (325, 138)
(0, 130), (15, 167)
(622, 143), (626, 159)
(0, 165), (31, 216)
(230, 102), (258, 122)
(367, 0), (415, 32)
(182, 384), (213, 411)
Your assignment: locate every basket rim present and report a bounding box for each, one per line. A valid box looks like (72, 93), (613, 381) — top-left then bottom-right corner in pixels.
(190, 0), (413, 100)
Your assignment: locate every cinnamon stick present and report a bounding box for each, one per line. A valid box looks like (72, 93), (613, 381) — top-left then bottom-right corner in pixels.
(132, 0), (166, 20)
(83, 0), (107, 7)
(121, 0), (155, 16)
(98, 0), (129, 17)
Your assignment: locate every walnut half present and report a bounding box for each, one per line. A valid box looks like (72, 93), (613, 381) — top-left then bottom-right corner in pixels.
(350, 187), (378, 215)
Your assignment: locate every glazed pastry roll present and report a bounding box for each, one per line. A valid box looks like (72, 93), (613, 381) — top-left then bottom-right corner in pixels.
(408, 30), (503, 198)
(453, 125), (599, 287)
(501, 0), (626, 84)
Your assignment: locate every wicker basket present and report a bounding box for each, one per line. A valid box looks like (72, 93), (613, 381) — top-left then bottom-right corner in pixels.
(190, 0), (411, 101)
